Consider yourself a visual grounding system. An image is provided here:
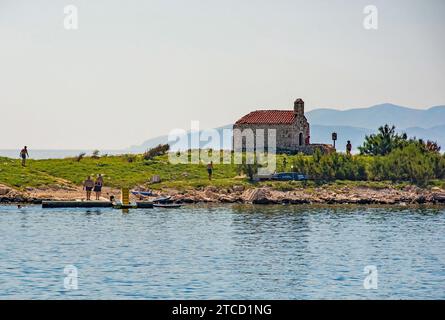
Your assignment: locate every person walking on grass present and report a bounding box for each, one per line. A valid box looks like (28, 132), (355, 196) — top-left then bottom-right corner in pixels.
(83, 176), (94, 201)
(207, 161), (214, 181)
(20, 146), (29, 167)
(94, 174), (104, 200)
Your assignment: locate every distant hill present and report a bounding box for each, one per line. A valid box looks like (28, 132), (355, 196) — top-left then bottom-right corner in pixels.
(306, 103), (445, 129)
(128, 104), (445, 152)
(403, 124), (445, 145)
(128, 125), (233, 152)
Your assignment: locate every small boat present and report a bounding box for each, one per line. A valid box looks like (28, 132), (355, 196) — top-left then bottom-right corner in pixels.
(153, 196), (172, 203)
(131, 190), (153, 197)
(113, 201), (138, 209)
(153, 203), (182, 209)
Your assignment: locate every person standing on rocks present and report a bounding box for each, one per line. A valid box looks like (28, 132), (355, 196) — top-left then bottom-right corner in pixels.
(20, 146), (29, 167)
(83, 176), (94, 201)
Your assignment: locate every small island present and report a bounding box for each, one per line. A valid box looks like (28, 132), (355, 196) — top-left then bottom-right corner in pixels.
(1, 98), (445, 206)
(1, 122), (445, 205)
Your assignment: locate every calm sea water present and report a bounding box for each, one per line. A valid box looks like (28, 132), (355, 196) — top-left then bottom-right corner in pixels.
(0, 204), (444, 299)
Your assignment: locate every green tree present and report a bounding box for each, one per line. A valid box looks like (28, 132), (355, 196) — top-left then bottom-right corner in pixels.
(358, 124), (408, 156)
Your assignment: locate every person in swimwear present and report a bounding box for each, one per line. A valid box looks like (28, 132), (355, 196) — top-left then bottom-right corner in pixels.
(20, 146), (29, 167)
(207, 161), (214, 181)
(83, 176), (94, 201)
(94, 174), (104, 200)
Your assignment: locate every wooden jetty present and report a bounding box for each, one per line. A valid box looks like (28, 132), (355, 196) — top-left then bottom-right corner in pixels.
(41, 190), (172, 209)
(42, 200), (154, 209)
(42, 201), (113, 208)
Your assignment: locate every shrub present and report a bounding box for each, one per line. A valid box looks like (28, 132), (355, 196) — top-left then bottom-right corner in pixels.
(369, 144), (445, 186)
(76, 153), (86, 162)
(289, 152), (368, 182)
(123, 154), (137, 163)
(237, 163), (260, 181)
(143, 144), (170, 160)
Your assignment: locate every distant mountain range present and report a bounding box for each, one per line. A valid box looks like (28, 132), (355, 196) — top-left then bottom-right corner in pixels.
(128, 103), (445, 152)
(2, 103), (441, 159)
(306, 103), (445, 129)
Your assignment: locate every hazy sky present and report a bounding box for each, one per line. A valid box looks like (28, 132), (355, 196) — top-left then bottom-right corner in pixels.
(1, 0), (444, 149)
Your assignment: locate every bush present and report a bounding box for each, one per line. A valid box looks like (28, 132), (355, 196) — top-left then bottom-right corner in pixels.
(290, 152), (368, 182)
(297, 144), (444, 186)
(143, 144), (170, 160)
(237, 163), (258, 181)
(369, 144), (445, 186)
(76, 153), (86, 162)
(123, 154), (137, 163)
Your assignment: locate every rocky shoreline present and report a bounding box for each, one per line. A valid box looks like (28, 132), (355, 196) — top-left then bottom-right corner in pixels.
(2, 183), (445, 206)
(169, 185), (445, 205)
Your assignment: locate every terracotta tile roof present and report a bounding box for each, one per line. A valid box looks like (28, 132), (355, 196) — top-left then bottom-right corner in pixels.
(235, 110), (295, 125)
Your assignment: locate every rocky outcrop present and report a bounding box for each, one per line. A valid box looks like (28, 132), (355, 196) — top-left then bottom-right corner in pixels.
(1, 183), (445, 206)
(432, 192), (445, 203)
(241, 188), (269, 204)
(169, 185), (445, 205)
(0, 185), (12, 196)
(232, 185), (245, 192)
(0, 184), (28, 203)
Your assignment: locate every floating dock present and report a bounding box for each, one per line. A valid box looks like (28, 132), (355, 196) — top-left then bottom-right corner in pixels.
(42, 201), (154, 209)
(42, 201), (113, 208)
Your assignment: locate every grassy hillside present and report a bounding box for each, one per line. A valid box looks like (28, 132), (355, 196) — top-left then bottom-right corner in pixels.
(0, 157), (61, 188)
(0, 154), (245, 190)
(0, 153), (337, 190)
(1, 149), (444, 191)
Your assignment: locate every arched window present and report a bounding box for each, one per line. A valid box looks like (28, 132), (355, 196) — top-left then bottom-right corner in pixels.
(299, 132), (303, 146)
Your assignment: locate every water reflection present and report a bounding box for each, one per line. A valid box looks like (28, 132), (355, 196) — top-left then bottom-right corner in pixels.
(85, 209), (102, 216)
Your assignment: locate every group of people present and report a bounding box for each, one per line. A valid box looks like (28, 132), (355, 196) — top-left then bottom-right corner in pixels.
(83, 174), (104, 200)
